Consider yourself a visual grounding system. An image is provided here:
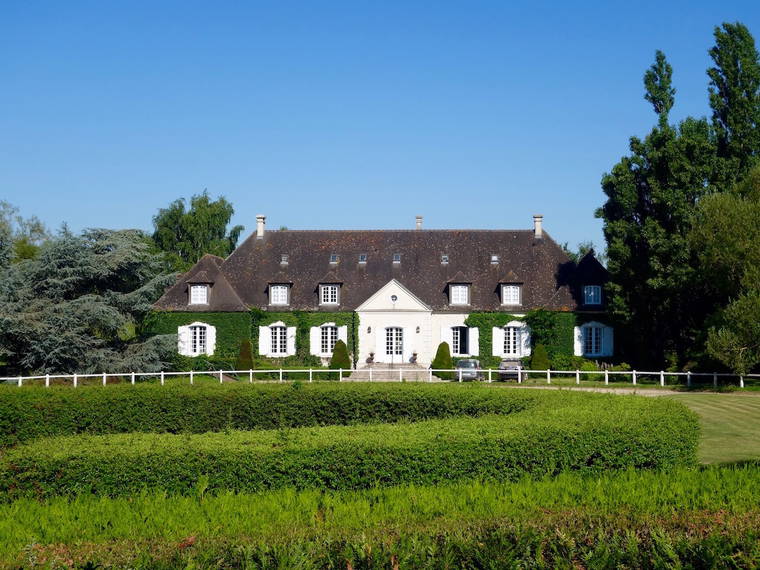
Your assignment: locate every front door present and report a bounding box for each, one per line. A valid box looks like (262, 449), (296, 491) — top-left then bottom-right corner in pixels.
(385, 327), (403, 364)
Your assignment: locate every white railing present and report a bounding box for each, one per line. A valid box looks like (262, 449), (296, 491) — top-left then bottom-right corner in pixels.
(0, 367), (757, 388)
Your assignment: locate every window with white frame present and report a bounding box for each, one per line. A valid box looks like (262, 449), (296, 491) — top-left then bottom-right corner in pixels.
(441, 254), (449, 264)
(583, 325), (603, 356)
(452, 326), (469, 355)
(584, 285), (602, 305)
(320, 284), (339, 305)
(491, 254), (499, 264)
(358, 253), (367, 264)
(450, 284), (470, 305)
(190, 325), (207, 355)
(189, 285), (208, 305)
(393, 253), (401, 263)
(504, 326), (521, 356)
(320, 325), (338, 354)
(269, 284), (289, 305)
(280, 254), (289, 265)
(501, 284), (521, 305)
(271, 326), (288, 355)
(329, 254), (339, 264)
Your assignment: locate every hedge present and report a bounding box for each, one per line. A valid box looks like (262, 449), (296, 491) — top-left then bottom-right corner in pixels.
(0, 383), (537, 447)
(0, 391), (699, 498)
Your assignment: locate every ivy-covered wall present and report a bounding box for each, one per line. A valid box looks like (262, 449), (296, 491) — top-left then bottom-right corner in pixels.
(251, 310), (359, 367)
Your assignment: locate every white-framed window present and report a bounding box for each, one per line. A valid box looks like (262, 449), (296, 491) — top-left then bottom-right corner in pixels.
(450, 284), (470, 305)
(190, 325), (207, 355)
(269, 284), (289, 306)
(393, 253), (401, 263)
(501, 284), (521, 306)
(189, 285), (208, 305)
(320, 284), (340, 305)
(452, 326), (469, 355)
(358, 253), (367, 264)
(584, 285), (602, 305)
(491, 254), (499, 264)
(329, 254), (339, 264)
(271, 325), (288, 355)
(504, 326), (521, 356)
(320, 325), (338, 354)
(441, 254), (449, 264)
(280, 254), (289, 265)
(386, 327), (403, 356)
(583, 325), (603, 356)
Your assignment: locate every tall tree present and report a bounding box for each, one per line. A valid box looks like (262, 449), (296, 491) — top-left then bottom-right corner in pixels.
(152, 191), (244, 271)
(0, 201), (50, 266)
(597, 51), (715, 367)
(0, 229), (176, 374)
(708, 22), (760, 185)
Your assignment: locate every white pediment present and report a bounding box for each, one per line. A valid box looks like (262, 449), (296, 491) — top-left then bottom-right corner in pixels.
(356, 279), (431, 312)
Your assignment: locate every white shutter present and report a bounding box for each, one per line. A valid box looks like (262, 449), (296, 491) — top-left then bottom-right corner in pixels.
(309, 327), (321, 356)
(338, 326), (348, 347)
(492, 327), (504, 357)
(440, 327), (453, 352)
(573, 326), (583, 356)
(206, 325), (216, 356)
(286, 326), (297, 356)
(177, 325), (191, 356)
(520, 323), (531, 357)
(376, 327), (386, 362)
(602, 325), (614, 357)
(469, 327), (479, 356)
(258, 326), (271, 357)
(403, 327), (414, 363)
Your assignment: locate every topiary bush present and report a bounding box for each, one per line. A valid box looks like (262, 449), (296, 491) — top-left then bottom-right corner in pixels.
(530, 344), (550, 375)
(329, 340), (351, 371)
(431, 342), (454, 380)
(236, 339), (254, 371)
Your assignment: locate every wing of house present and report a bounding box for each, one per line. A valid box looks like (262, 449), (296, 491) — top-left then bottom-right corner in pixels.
(153, 215), (611, 365)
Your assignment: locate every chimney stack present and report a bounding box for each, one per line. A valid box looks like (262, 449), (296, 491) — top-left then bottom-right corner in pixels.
(256, 215), (266, 239)
(533, 214), (543, 239)
(415, 215), (423, 230)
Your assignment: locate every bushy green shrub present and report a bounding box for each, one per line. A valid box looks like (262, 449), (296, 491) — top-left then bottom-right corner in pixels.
(0, 391), (699, 498)
(530, 344), (550, 372)
(235, 339), (254, 371)
(0, 383), (536, 447)
(431, 342), (453, 380)
(329, 340), (351, 371)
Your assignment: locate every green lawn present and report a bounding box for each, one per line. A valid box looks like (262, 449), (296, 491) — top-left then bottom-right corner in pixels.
(669, 393), (760, 464)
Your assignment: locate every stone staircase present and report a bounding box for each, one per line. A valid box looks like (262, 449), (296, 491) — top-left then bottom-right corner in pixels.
(347, 363), (439, 382)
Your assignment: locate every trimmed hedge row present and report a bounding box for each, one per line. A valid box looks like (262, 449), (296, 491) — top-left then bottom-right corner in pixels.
(0, 392), (699, 498)
(0, 383), (538, 447)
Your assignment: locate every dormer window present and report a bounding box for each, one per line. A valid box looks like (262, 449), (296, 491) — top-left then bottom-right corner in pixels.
(501, 284), (521, 306)
(450, 284), (470, 305)
(393, 253), (401, 264)
(491, 254), (499, 264)
(189, 285), (208, 305)
(329, 254), (339, 264)
(320, 284), (340, 305)
(269, 284), (290, 306)
(584, 285), (602, 305)
(441, 254), (449, 264)
(358, 253), (367, 264)
(280, 254), (289, 265)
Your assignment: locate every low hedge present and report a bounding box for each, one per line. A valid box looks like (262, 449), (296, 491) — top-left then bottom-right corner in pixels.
(0, 383), (537, 447)
(0, 392), (699, 499)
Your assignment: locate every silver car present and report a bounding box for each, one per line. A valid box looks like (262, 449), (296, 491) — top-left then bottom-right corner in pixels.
(455, 359), (481, 381)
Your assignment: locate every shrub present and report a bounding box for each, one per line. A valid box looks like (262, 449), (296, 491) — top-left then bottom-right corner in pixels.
(530, 344), (550, 372)
(0, 391), (699, 498)
(431, 342), (453, 380)
(329, 340), (351, 371)
(236, 339), (254, 371)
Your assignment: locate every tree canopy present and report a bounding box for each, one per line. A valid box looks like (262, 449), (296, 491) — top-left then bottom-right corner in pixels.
(0, 201), (50, 266)
(152, 191), (244, 271)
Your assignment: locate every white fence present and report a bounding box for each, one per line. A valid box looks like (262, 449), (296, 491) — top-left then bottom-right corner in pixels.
(0, 367), (757, 388)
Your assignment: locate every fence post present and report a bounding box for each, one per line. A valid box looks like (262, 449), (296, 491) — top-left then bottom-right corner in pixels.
(713, 372), (718, 388)
(17, 376), (22, 387)
(249, 369), (253, 383)
(308, 369), (312, 383)
(73, 373), (77, 388)
(632, 370), (637, 385)
(517, 367), (522, 384)
(399, 368), (403, 382)
(370, 367), (374, 382)
(189, 370), (193, 385)
(739, 375), (745, 389)
(428, 368), (432, 382)
(45, 373), (50, 388)
(488, 368), (492, 383)
(339, 368), (343, 382)
(131, 371), (136, 385)
(102, 372), (107, 386)
(604, 369), (609, 385)
(458, 368), (462, 382)
(660, 370), (665, 387)
(219, 370), (223, 384)
(161, 371), (165, 386)
(687, 371), (692, 387)
(575, 369), (580, 385)
(546, 369), (551, 384)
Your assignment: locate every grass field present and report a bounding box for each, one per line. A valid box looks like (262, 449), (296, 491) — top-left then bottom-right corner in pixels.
(670, 392), (760, 464)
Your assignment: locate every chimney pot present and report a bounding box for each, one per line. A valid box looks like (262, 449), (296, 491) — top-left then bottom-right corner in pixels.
(533, 215), (543, 239)
(415, 215), (423, 230)
(256, 215), (266, 239)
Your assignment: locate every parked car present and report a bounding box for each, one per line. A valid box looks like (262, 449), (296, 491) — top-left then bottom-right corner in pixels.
(455, 359), (481, 381)
(498, 359), (522, 381)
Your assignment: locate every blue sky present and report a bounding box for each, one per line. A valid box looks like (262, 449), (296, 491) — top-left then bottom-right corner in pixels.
(2, 1), (759, 251)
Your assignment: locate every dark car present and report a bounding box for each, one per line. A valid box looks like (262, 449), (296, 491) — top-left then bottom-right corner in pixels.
(498, 359), (522, 381)
(455, 359), (481, 381)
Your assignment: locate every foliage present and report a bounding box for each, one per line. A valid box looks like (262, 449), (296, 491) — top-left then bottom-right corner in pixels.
(236, 339), (254, 371)
(0, 229), (176, 375)
(706, 284), (760, 375)
(431, 342), (453, 379)
(1, 466), (758, 566)
(328, 340), (351, 370)
(561, 241), (606, 265)
(530, 344), (549, 371)
(0, 201), (50, 266)
(151, 190), (244, 271)
(0, 389), (698, 498)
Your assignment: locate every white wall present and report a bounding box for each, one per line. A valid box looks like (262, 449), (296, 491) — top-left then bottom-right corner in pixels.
(357, 311), (432, 365)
